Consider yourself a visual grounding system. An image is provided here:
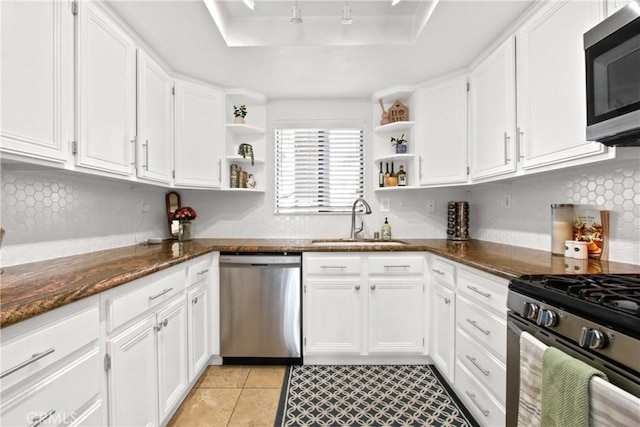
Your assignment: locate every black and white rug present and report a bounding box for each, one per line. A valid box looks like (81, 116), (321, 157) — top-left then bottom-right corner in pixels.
(275, 364), (478, 426)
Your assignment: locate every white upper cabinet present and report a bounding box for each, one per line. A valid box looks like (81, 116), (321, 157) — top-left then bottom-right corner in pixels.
(77, 1), (136, 176)
(137, 51), (174, 184)
(516, 0), (607, 170)
(0, 0), (73, 164)
(469, 37), (518, 181)
(414, 74), (468, 186)
(174, 79), (224, 188)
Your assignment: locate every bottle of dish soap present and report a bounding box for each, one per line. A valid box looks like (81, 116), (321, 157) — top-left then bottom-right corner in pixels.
(381, 217), (392, 240)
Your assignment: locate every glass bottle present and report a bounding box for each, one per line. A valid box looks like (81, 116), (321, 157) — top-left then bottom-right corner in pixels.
(397, 165), (407, 186)
(388, 162), (398, 187)
(381, 217), (392, 240)
(384, 162), (390, 187)
(379, 162), (384, 188)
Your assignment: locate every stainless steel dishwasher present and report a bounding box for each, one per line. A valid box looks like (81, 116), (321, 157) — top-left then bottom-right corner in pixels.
(219, 253), (302, 364)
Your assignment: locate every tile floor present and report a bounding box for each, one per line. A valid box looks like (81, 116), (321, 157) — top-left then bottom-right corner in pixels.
(167, 365), (286, 427)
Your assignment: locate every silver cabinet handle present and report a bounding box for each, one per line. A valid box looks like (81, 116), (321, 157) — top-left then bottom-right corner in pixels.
(466, 355), (490, 376)
(148, 288), (173, 300)
(143, 140), (149, 170)
(503, 132), (511, 162)
(465, 391), (490, 417)
(467, 318), (491, 335)
(130, 138), (137, 165)
(29, 409), (56, 427)
(320, 265), (346, 269)
(384, 265), (410, 269)
(432, 269), (445, 276)
(197, 269), (210, 276)
(444, 297), (450, 305)
(370, 284), (376, 290)
(1, 348), (56, 379)
(218, 159), (222, 183)
(355, 284), (360, 291)
(466, 285), (491, 298)
(192, 296), (198, 304)
(517, 127), (524, 159)
(419, 155), (423, 179)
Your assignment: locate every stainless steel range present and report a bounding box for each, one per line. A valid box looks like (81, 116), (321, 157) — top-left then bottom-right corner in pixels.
(506, 274), (640, 426)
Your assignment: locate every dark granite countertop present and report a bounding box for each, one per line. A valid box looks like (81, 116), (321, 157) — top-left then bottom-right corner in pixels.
(2, 238), (639, 328)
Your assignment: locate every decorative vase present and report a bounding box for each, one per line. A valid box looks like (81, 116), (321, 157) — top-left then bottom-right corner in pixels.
(234, 116), (245, 124)
(395, 144), (407, 154)
(178, 220), (193, 241)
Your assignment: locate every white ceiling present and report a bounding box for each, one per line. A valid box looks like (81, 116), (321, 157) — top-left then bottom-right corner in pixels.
(106, 0), (534, 99)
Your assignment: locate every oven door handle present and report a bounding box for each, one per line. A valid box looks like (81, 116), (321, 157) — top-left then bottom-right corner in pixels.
(507, 319), (525, 336)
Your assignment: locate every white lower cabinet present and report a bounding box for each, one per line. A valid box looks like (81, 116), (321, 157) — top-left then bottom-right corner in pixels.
(431, 282), (455, 381)
(303, 253), (426, 360)
(187, 284), (210, 382)
(0, 297), (103, 427)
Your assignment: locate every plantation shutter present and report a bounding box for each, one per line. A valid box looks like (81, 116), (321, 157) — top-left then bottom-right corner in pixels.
(275, 126), (365, 213)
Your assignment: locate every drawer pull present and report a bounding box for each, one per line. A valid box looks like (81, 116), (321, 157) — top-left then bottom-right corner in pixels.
(465, 391), (490, 417)
(0, 348), (55, 379)
(320, 265), (346, 269)
(370, 284), (376, 290)
(355, 285), (360, 291)
(466, 318), (491, 335)
(466, 355), (490, 376)
(155, 318), (169, 331)
(444, 297), (451, 305)
(29, 409), (56, 427)
(148, 288), (173, 300)
(432, 269), (445, 275)
(384, 265), (410, 269)
(467, 285), (491, 298)
(192, 296), (199, 304)
(197, 269), (209, 276)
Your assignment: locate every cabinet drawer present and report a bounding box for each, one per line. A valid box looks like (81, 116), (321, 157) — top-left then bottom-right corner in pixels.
(456, 295), (506, 362)
(0, 305), (99, 390)
(0, 349), (101, 427)
(430, 257), (455, 288)
(456, 327), (506, 404)
(105, 268), (185, 331)
(458, 268), (508, 315)
(304, 255), (361, 275)
(455, 359), (505, 427)
(187, 256), (211, 288)
(368, 255), (424, 275)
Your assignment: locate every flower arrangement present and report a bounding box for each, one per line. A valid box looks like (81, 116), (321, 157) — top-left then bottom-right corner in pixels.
(233, 105), (247, 118)
(390, 133), (407, 153)
(173, 206), (197, 222)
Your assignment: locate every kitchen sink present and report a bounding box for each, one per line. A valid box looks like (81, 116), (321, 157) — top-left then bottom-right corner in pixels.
(311, 239), (408, 246)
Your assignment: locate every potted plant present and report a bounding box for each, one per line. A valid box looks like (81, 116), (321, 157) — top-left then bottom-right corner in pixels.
(233, 105), (247, 124)
(238, 143), (254, 165)
(390, 133), (407, 154)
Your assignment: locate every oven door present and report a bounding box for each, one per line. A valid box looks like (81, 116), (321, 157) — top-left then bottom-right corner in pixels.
(507, 311), (640, 426)
(584, 10), (640, 145)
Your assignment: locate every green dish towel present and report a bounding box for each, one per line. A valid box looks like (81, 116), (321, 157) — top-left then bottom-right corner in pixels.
(541, 347), (608, 427)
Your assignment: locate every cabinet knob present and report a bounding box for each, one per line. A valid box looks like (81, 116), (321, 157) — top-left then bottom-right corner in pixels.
(354, 285), (360, 291)
(193, 296), (198, 304)
(444, 297), (450, 304)
(370, 284), (376, 290)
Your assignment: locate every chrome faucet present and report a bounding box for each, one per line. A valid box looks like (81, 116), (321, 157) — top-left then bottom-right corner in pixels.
(350, 197), (372, 240)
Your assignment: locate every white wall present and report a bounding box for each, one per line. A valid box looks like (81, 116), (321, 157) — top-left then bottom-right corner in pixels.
(1, 100), (638, 266)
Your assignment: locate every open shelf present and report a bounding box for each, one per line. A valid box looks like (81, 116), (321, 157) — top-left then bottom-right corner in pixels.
(374, 121), (415, 134)
(225, 88), (267, 106)
(225, 156), (265, 165)
(374, 186), (421, 192)
(374, 153), (415, 163)
(219, 187), (264, 193)
(372, 86), (415, 104)
(225, 124), (265, 135)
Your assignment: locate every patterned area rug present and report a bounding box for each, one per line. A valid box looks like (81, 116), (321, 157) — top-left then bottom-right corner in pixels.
(275, 364), (477, 426)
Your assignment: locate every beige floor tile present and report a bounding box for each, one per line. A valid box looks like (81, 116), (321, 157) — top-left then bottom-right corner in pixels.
(168, 388), (241, 427)
(244, 366), (286, 389)
(198, 365), (251, 388)
(227, 388), (282, 427)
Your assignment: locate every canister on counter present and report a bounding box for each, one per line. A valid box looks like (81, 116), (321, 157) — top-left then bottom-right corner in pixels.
(551, 204), (574, 255)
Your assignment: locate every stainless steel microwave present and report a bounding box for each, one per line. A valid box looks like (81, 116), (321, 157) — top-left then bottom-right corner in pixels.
(584, 2), (640, 146)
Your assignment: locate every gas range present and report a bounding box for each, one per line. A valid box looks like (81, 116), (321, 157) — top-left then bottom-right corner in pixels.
(507, 274), (640, 374)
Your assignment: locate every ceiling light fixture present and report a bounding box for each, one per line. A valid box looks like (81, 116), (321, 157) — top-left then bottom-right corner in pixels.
(242, 0), (255, 10)
(291, 0), (302, 24)
(391, 0), (402, 5)
(341, 1), (353, 25)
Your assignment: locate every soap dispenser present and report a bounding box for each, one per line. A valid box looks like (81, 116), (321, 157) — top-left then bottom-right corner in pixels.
(381, 217), (392, 240)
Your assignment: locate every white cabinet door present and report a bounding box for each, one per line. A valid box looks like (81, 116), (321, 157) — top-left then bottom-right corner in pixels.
(77, 1), (136, 176)
(469, 37), (517, 181)
(516, 0), (607, 169)
(368, 278), (424, 354)
(137, 50), (174, 184)
(187, 284), (209, 383)
(156, 298), (188, 423)
(415, 75), (468, 185)
(304, 279), (363, 355)
(431, 283), (455, 382)
(0, 0), (72, 163)
(107, 315), (159, 427)
(174, 80), (223, 188)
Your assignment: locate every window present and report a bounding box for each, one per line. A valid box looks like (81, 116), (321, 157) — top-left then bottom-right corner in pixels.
(275, 124), (365, 214)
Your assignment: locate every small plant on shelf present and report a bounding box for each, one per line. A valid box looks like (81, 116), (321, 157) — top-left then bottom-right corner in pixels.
(390, 133), (407, 153)
(238, 143), (254, 165)
(233, 105), (247, 124)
